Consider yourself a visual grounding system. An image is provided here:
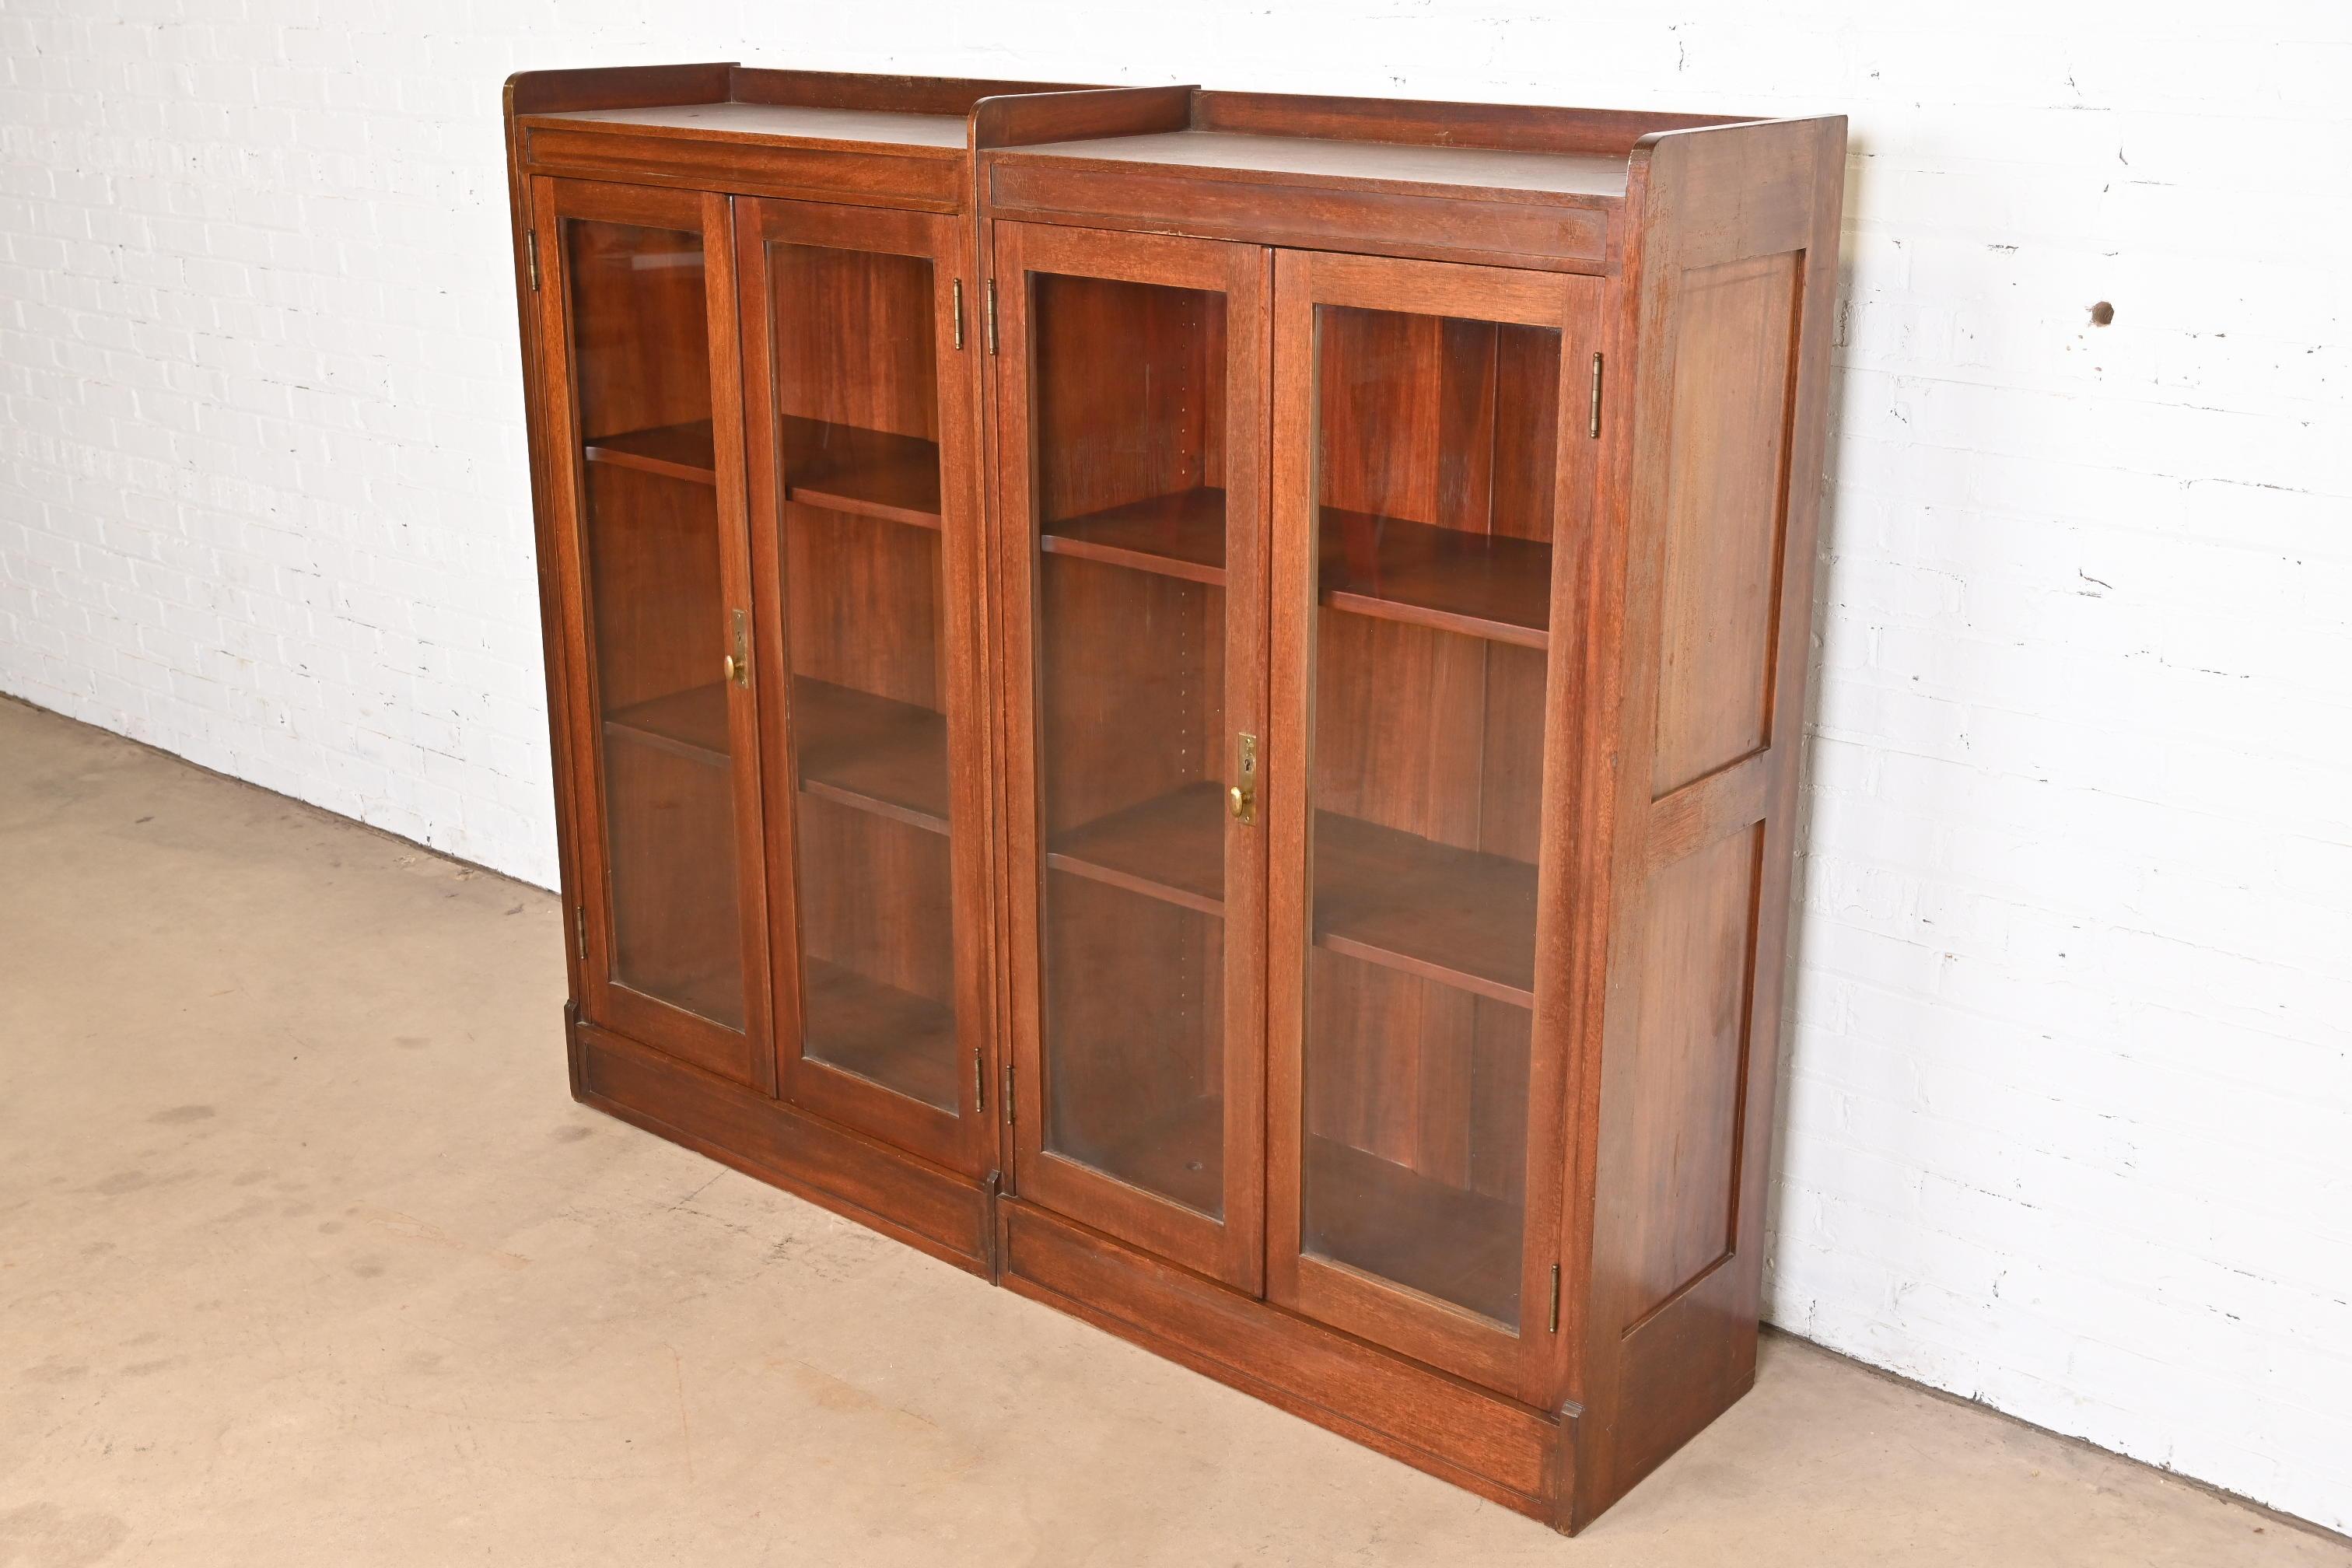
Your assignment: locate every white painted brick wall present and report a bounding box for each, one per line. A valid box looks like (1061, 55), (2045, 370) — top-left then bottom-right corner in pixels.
(2, 0), (2346, 1535)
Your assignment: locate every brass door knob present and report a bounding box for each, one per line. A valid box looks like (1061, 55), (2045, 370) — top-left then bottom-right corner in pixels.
(723, 609), (750, 688)
(1229, 783), (1255, 824)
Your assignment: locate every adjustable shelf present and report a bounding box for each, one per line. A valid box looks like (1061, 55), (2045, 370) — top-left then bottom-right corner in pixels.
(800, 957), (959, 1113)
(1047, 781), (1227, 915)
(781, 417), (942, 528)
(600, 677), (951, 845)
(604, 682), (730, 765)
(583, 419), (719, 486)
(1314, 813), (1538, 1008)
(1033, 491), (1552, 652)
(789, 677), (950, 835)
(1303, 1135), (1522, 1329)
(1044, 782), (1536, 1006)
(1041, 488), (1227, 586)
(1318, 509), (1552, 649)
(1062, 1093), (1226, 1220)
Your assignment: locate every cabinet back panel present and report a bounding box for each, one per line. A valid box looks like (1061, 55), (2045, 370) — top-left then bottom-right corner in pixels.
(1038, 556), (1223, 835)
(784, 506), (943, 710)
(1302, 951), (1528, 1201)
(767, 243), (940, 441)
(584, 464), (726, 716)
(794, 792), (954, 1003)
(1314, 308), (1557, 544)
(1312, 613), (1540, 857)
(1043, 871), (1227, 1219)
(1032, 274), (1227, 520)
(1300, 950), (1531, 1325)
(1478, 642), (1548, 865)
(565, 219), (712, 442)
(603, 737), (747, 1032)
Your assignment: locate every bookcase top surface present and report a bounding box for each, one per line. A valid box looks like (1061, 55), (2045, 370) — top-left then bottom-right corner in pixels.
(992, 128), (1634, 199)
(526, 101), (971, 152)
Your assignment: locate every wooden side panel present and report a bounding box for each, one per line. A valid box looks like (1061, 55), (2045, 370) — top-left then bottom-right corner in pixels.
(1649, 251), (1801, 796)
(1567, 113), (1845, 1533)
(1618, 824), (1762, 1325)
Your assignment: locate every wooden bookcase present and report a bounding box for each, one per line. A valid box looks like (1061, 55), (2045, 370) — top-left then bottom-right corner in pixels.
(504, 62), (1844, 1533)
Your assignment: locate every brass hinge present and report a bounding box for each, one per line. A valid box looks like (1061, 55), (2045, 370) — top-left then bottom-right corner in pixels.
(573, 903), (586, 952)
(984, 278), (999, 355)
(1548, 1263), (1562, 1332)
(526, 229), (541, 292)
(974, 1049), (985, 1114)
(1587, 352), (1603, 439)
(951, 279), (965, 351)
(1002, 1062), (1015, 1124)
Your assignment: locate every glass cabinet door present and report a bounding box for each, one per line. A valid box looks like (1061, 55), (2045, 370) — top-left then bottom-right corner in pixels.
(533, 177), (770, 1087)
(737, 198), (992, 1174)
(993, 223), (1269, 1290)
(1267, 250), (1601, 1398)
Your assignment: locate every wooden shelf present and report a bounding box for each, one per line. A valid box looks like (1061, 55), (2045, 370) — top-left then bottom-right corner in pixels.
(604, 682), (730, 766)
(782, 416), (942, 528)
(1043, 783), (1535, 1005)
(1319, 509), (1551, 649)
(1056, 1092), (1224, 1220)
(1042, 487), (1227, 585)
(791, 677), (950, 835)
(1031, 492), (1551, 642)
(1303, 1134), (1521, 1329)
(583, 419), (718, 486)
(1314, 812), (1538, 1007)
(603, 678), (953, 841)
(800, 957), (959, 1113)
(1047, 781), (1225, 915)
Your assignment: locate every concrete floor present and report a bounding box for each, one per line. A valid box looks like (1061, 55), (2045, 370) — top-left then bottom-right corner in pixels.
(1, 695), (2342, 1568)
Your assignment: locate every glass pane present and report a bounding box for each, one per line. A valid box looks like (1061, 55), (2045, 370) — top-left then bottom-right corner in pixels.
(568, 217), (746, 1031)
(768, 240), (957, 1111)
(1298, 304), (1562, 1328)
(1031, 272), (1230, 1217)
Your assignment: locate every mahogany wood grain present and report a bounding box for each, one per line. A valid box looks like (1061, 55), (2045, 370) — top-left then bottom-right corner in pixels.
(737, 194), (999, 1177)
(1564, 113), (1846, 1532)
(1040, 486), (1227, 585)
(507, 62), (733, 117)
(502, 81), (590, 1023)
(730, 67), (1087, 117)
(582, 418), (718, 485)
(530, 175), (774, 1089)
(985, 157), (1613, 276)
(507, 69), (1845, 1535)
(989, 221), (1269, 1292)
(512, 64), (1089, 210)
(578, 1017), (992, 1271)
(1268, 245), (1601, 1403)
(1000, 1199), (1559, 1516)
(969, 85), (1195, 151)
(1190, 89), (1746, 156)
(521, 123), (969, 210)
(539, 102), (974, 149)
